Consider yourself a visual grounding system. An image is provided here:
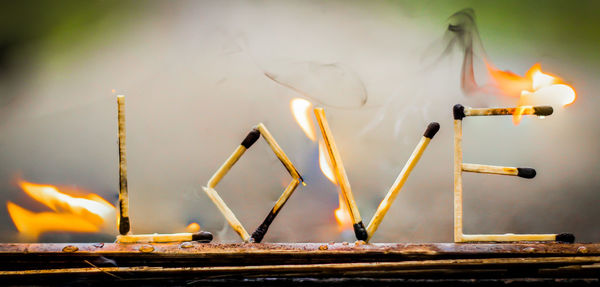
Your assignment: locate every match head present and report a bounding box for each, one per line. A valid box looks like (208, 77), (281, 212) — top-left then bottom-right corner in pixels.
(555, 233), (575, 243)
(533, 106), (554, 116)
(241, 128), (261, 149)
(423, 122), (440, 139)
(353, 222), (368, 241)
(119, 217), (130, 235)
(191, 231), (213, 243)
(453, 104), (465, 120)
(516, 168), (536, 179)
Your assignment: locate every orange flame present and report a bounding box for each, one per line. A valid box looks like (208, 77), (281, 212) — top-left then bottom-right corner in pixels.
(334, 194), (353, 230)
(290, 98), (352, 230)
(486, 62), (576, 124)
(186, 222), (201, 233)
(318, 140), (337, 184)
(6, 180), (115, 239)
(290, 98), (317, 141)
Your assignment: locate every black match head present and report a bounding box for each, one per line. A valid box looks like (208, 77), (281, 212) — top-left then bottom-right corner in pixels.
(353, 222), (368, 241)
(453, 104), (465, 120)
(516, 168), (536, 179)
(533, 106), (554, 116)
(241, 128), (261, 148)
(191, 231), (213, 243)
(555, 233), (575, 243)
(423, 122), (440, 139)
(119, 217), (130, 235)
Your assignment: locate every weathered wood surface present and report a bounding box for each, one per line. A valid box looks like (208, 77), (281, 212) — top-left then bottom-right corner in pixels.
(0, 243), (599, 284)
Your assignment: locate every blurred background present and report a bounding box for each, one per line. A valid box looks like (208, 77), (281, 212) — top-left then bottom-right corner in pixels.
(0, 0), (599, 243)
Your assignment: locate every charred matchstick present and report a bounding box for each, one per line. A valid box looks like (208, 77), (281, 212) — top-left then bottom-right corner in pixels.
(453, 104), (574, 243)
(314, 108), (367, 241)
(251, 179), (300, 243)
(117, 95), (130, 236)
(461, 163), (536, 178)
(366, 122), (439, 242)
(116, 231), (213, 243)
(205, 124), (303, 242)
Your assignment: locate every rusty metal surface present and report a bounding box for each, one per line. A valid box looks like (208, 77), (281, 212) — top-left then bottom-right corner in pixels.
(1, 243), (599, 284)
(0, 242), (598, 255)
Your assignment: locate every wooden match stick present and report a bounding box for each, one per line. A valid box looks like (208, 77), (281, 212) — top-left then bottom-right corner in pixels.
(256, 123), (304, 183)
(203, 186), (251, 242)
(459, 233), (574, 243)
(314, 107), (367, 241)
(116, 231), (213, 243)
(251, 179), (300, 243)
(453, 104), (574, 243)
(366, 122), (440, 242)
(461, 163), (536, 178)
(207, 128), (260, 188)
(117, 95), (130, 236)
(453, 104), (464, 243)
(463, 106), (553, 117)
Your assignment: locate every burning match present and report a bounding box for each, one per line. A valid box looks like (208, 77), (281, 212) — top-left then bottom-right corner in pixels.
(205, 124), (303, 242)
(366, 122), (440, 242)
(116, 95), (130, 236)
(453, 104), (574, 243)
(116, 231), (213, 243)
(314, 107), (367, 241)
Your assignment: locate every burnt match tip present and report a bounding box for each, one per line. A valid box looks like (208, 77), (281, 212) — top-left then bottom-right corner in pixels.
(191, 231), (213, 242)
(353, 222), (368, 241)
(516, 167), (536, 179)
(119, 217), (130, 235)
(533, 106), (554, 116)
(555, 233), (575, 243)
(241, 128), (261, 149)
(423, 122), (440, 139)
(453, 104), (465, 120)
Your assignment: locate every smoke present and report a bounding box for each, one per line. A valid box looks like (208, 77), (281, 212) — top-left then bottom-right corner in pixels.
(0, 1), (598, 243)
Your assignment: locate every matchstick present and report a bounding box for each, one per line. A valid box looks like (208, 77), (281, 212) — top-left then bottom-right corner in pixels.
(461, 163), (536, 178)
(256, 123), (304, 183)
(366, 122), (440, 242)
(454, 104), (464, 243)
(452, 104), (574, 243)
(116, 231), (213, 243)
(207, 128), (260, 188)
(204, 186), (250, 242)
(314, 108), (367, 241)
(459, 233), (574, 243)
(463, 106), (553, 117)
(117, 95), (130, 235)
(251, 179), (300, 243)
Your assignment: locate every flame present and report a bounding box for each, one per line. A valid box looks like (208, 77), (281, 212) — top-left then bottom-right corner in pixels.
(334, 194), (353, 230)
(486, 62), (576, 125)
(289, 98), (353, 231)
(7, 180), (115, 239)
(290, 98), (317, 141)
(318, 140), (337, 184)
(186, 222), (201, 233)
